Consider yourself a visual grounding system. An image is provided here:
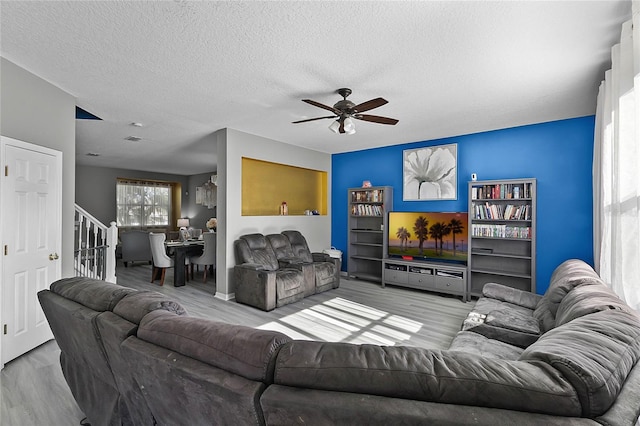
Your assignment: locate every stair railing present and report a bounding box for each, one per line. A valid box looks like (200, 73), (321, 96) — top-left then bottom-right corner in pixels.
(74, 204), (117, 283)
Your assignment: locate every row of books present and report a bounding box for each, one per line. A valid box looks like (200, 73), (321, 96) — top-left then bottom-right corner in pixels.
(473, 203), (532, 220)
(351, 189), (384, 203)
(471, 224), (532, 239)
(351, 204), (384, 216)
(471, 183), (533, 200)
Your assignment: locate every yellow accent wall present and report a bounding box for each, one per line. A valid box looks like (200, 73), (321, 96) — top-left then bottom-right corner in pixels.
(242, 157), (327, 216)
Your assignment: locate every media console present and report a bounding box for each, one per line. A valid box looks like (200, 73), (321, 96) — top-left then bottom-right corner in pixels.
(382, 258), (468, 301)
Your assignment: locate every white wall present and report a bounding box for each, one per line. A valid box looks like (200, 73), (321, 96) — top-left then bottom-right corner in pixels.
(215, 128), (332, 299)
(1, 57), (76, 277)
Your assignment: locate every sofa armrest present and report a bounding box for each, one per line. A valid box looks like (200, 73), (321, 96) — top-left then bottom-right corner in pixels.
(278, 257), (306, 268)
(236, 263), (267, 271)
(485, 310), (541, 335)
(482, 282), (542, 309)
(234, 265), (277, 311)
(462, 309), (541, 348)
(312, 252), (332, 263)
(313, 253), (342, 288)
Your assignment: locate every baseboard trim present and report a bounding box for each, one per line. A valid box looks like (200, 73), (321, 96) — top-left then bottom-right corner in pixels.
(215, 291), (235, 301)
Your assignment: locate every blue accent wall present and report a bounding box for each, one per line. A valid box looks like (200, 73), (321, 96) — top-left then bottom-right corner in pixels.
(332, 116), (595, 295)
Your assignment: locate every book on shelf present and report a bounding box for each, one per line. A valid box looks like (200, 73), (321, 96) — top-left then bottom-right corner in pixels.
(473, 202), (531, 221)
(471, 182), (532, 200)
(471, 223), (531, 239)
(351, 189), (384, 203)
(351, 203), (383, 216)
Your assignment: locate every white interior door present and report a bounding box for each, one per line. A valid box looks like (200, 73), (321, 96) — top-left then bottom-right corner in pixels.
(1, 136), (62, 366)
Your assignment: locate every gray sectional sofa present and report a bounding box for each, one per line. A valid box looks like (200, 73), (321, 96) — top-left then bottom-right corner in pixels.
(38, 259), (640, 425)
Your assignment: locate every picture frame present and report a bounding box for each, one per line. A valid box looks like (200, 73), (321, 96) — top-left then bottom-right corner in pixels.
(403, 143), (457, 201)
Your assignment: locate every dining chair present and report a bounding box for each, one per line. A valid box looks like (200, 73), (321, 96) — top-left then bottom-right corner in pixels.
(149, 232), (190, 286)
(190, 231), (216, 282)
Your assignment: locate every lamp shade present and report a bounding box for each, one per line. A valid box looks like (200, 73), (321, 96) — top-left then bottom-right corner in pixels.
(343, 117), (356, 134)
(328, 118), (356, 134)
(177, 218), (190, 228)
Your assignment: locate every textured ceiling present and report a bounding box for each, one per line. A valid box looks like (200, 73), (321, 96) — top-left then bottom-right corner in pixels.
(0, 1), (632, 175)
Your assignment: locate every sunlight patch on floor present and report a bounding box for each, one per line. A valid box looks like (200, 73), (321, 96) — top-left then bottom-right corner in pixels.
(256, 296), (423, 345)
(309, 303), (374, 328)
(324, 297), (387, 320)
(383, 315), (423, 333)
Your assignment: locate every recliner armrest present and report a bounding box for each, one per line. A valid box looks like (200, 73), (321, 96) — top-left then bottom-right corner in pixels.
(236, 263), (267, 271)
(278, 257), (306, 268)
(482, 282), (542, 309)
(312, 252), (332, 263)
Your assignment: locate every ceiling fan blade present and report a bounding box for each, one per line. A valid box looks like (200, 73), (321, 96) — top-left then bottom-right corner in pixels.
(355, 114), (399, 125)
(292, 115), (336, 124)
(302, 99), (340, 114)
(353, 97), (388, 113)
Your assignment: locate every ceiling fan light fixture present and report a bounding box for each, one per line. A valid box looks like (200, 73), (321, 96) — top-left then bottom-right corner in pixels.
(328, 120), (341, 133)
(343, 117), (356, 134)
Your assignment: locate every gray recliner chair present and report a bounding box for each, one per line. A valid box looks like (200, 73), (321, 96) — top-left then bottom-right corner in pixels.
(282, 230), (341, 294)
(233, 233), (308, 311)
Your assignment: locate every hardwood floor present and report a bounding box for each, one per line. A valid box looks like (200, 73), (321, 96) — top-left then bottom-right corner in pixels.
(1, 262), (474, 426)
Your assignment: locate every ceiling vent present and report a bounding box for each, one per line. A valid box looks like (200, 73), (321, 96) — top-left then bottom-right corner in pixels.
(124, 136), (142, 142)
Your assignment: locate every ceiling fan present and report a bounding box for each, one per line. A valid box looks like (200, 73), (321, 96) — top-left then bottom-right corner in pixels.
(293, 88), (399, 134)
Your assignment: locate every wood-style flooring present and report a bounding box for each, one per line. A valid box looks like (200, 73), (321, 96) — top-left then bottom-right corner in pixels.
(1, 261), (474, 426)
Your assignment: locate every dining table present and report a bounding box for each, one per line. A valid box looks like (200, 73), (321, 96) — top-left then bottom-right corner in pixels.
(165, 240), (204, 287)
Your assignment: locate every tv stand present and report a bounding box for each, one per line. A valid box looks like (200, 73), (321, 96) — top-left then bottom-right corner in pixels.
(382, 258), (468, 301)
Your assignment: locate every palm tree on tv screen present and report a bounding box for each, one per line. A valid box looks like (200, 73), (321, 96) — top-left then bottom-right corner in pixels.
(429, 222), (451, 256)
(449, 218), (464, 256)
(396, 227), (411, 252)
(413, 216), (429, 255)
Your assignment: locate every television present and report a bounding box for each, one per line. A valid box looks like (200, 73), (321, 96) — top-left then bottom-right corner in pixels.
(387, 211), (469, 265)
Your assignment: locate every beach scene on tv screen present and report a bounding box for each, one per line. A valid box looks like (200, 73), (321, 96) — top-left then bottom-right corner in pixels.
(388, 212), (468, 262)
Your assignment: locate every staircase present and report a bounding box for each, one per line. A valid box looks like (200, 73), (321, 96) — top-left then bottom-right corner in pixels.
(74, 204), (118, 283)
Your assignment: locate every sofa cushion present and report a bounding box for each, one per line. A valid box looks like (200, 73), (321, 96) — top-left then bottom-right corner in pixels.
(520, 309), (640, 417)
(313, 262), (336, 288)
(554, 284), (628, 327)
(50, 276), (136, 312)
(485, 310), (540, 335)
(274, 341), (582, 416)
(482, 283), (542, 310)
(266, 234), (296, 260)
(236, 233), (280, 271)
(448, 331), (524, 360)
(275, 269), (304, 299)
(472, 297), (534, 318)
(137, 310), (291, 382)
(533, 259), (604, 331)
(113, 290), (187, 324)
(282, 230), (314, 263)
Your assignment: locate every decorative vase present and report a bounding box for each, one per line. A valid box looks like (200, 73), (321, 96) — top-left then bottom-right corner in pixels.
(208, 228), (216, 233)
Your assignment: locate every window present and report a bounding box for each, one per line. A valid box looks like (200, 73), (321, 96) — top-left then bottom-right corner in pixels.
(117, 179), (172, 227)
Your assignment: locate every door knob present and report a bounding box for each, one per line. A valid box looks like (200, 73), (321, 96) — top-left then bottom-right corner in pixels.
(49, 253), (59, 261)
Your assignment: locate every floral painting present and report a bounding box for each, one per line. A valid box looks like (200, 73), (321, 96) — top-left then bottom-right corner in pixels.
(403, 144), (457, 200)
